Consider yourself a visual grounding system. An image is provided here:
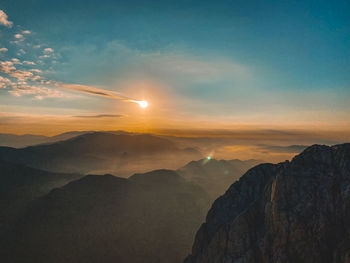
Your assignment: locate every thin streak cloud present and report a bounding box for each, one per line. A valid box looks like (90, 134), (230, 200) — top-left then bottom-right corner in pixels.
(73, 114), (124, 118)
(57, 83), (145, 106)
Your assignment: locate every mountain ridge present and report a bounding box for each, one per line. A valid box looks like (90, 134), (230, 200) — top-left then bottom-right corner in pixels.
(1, 169), (211, 263)
(0, 132), (202, 175)
(184, 143), (350, 263)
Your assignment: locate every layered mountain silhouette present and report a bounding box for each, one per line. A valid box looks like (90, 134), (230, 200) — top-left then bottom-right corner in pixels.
(0, 132), (201, 175)
(0, 160), (81, 231)
(1, 169), (210, 263)
(0, 131), (91, 148)
(178, 158), (260, 201)
(185, 144), (350, 263)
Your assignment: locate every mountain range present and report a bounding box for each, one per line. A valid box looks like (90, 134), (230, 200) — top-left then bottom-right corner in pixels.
(1, 134), (349, 263)
(1, 170), (210, 263)
(0, 132), (202, 176)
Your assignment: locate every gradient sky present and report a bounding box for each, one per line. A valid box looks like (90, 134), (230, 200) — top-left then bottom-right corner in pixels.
(0, 0), (349, 135)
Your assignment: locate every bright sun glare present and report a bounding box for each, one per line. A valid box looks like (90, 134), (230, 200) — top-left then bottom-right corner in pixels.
(138, 100), (148, 108)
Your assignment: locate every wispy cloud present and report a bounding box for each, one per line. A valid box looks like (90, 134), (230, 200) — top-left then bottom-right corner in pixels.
(9, 85), (65, 99)
(39, 54), (51, 59)
(0, 76), (12, 88)
(14, 34), (23, 39)
(0, 10), (13, 28)
(44, 47), (54, 53)
(22, 30), (31, 34)
(8, 70), (33, 81)
(30, 69), (42, 73)
(17, 48), (26, 55)
(57, 83), (132, 101)
(55, 82), (146, 106)
(11, 58), (22, 64)
(73, 114), (124, 118)
(23, 61), (36, 65)
(0, 61), (16, 73)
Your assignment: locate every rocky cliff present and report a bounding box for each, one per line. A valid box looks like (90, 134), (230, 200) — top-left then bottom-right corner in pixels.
(185, 144), (350, 263)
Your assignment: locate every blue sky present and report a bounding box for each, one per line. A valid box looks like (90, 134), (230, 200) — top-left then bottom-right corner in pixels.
(0, 0), (349, 134)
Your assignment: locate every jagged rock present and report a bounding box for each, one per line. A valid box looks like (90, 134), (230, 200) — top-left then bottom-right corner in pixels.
(185, 144), (350, 263)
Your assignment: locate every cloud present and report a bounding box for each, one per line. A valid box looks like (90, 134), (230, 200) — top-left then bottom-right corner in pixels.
(0, 10), (13, 28)
(23, 61), (36, 65)
(14, 34), (23, 39)
(0, 48), (8, 52)
(0, 60), (36, 81)
(73, 114), (124, 118)
(11, 58), (22, 64)
(30, 69), (42, 73)
(0, 61), (16, 73)
(8, 70), (33, 81)
(39, 54), (51, 58)
(44, 48), (54, 53)
(0, 59), (66, 99)
(31, 75), (41, 81)
(57, 83), (133, 101)
(55, 82), (146, 106)
(9, 85), (65, 99)
(39, 48), (54, 58)
(0, 76), (12, 88)
(22, 30), (31, 34)
(17, 48), (26, 55)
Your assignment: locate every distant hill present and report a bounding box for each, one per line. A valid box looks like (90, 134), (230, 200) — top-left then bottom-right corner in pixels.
(1, 170), (210, 263)
(0, 130), (161, 148)
(178, 158), (260, 201)
(0, 132), (202, 175)
(184, 143), (350, 263)
(0, 160), (81, 231)
(0, 133), (49, 148)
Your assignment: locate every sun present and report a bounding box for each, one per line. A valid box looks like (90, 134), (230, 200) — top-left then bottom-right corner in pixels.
(138, 100), (148, 108)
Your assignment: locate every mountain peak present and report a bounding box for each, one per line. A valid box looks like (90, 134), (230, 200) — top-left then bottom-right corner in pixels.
(185, 143), (350, 263)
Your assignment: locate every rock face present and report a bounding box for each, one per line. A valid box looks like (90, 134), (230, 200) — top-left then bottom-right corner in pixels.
(185, 144), (350, 263)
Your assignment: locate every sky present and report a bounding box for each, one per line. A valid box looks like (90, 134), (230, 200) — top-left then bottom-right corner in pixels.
(0, 0), (349, 137)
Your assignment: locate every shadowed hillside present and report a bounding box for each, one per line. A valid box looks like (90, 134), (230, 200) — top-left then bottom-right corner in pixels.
(1, 170), (210, 263)
(178, 158), (260, 201)
(0, 160), (82, 232)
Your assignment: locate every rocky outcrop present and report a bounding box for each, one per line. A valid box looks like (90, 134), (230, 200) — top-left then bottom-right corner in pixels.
(185, 144), (350, 263)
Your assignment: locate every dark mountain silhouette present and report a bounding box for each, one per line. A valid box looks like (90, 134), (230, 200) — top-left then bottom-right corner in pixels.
(178, 158), (260, 201)
(184, 143), (350, 263)
(0, 160), (81, 231)
(0, 131), (152, 148)
(1, 170), (210, 263)
(0, 132), (202, 175)
(0, 133), (49, 148)
(0, 132), (92, 148)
